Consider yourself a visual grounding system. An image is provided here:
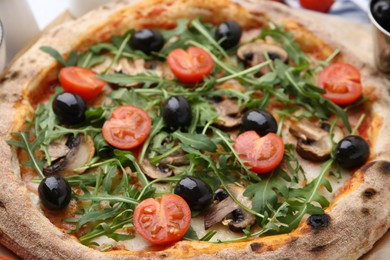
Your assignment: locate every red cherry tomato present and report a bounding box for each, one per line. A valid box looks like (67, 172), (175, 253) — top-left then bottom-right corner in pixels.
(167, 46), (214, 83)
(317, 63), (363, 106)
(234, 131), (284, 174)
(59, 66), (105, 101)
(299, 0), (335, 12)
(102, 105), (152, 150)
(133, 194), (191, 245)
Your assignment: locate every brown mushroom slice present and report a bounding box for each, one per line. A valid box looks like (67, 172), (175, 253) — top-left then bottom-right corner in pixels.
(43, 135), (95, 176)
(296, 137), (332, 162)
(289, 120), (345, 162)
(237, 42), (288, 73)
(204, 184), (255, 232)
(140, 159), (174, 180)
(289, 119), (329, 142)
(213, 98), (242, 128)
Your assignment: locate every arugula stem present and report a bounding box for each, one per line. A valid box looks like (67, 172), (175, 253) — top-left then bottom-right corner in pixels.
(351, 113), (366, 135)
(216, 60), (271, 83)
(103, 32), (132, 74)
(76, 195), (139, 205)
(18, 133), (45, 179)
(190, 18), (229, 59)
(148, 145), (181, 165)
(136, 176), (182, 201)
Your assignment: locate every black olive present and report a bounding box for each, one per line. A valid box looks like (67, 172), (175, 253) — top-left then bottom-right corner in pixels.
(130, 29), (164, 54)
(38, 176), (71, 211)
(241, 109), (277, 136)
(372, 0), (390, 31)
(174, 176), (213, 211)
(307, 214), (330, 229)
(162, 96), (192, 131)
(335, 135), (370, 169)
(52, 92), (86, 124)
(215, 21), (242, 49)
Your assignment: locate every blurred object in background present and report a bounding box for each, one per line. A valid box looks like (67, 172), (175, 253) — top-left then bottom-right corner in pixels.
(368, 0), (390, 74)
(0, 0), (39, 65)
(285, 0), (370, 23)
(0, 20), (5, 73)
(299, 0), (335, 12)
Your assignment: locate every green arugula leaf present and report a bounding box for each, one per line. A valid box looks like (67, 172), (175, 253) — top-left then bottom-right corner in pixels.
(172, 131), (217, 152)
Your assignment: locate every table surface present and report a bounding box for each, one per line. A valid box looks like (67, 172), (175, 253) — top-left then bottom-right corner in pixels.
(1, 1), (389, 259)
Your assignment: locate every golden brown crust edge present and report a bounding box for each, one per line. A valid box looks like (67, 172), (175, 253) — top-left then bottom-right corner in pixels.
(0, 0), (389, 259)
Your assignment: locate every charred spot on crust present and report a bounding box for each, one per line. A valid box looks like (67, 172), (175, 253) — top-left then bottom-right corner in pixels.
(307, 214), (330, 229)
(310, 245), (326, 252)
(363, 188), (377, 198)
(379, 161), (390, 173)
(0, 201), (5, 208)
(250, 242), (264, 252)
(157, 253), (169, 258)
(361, 208), (370, 215)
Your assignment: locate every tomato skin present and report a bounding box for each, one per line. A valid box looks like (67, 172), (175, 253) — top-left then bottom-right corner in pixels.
(133, 194), (191, 245)
(167, 47), (214, 84)
(317, 63), (363, 105)
(59, 66), (105, 101)
(102, 105), (152, 150)
(234, 131), (284, 174)
(299, 0), (335, 12)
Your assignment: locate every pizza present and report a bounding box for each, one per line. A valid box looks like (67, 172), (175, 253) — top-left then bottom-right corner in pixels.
(1, 0), (390, 259)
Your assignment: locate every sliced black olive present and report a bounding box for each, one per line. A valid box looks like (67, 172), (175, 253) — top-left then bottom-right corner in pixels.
(38, 176), (71, 211)
(174, 176), (213, 211)
(372, 0), (390, 31)
(215, 21), (242, 49)
(52, 92), (86, 124)
(307, 214), (330, 229)
(241, 109), (277, 136)
(130, 29), (164, 54)
(335, 135), (370, 169)
(228, 208), (255, 233)
(162, 96), (192, 131)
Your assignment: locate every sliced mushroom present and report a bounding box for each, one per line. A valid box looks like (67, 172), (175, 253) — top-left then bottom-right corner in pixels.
(212, 98), (243, 129)
(140, 159), (173, 180)
(289, 120), (345, 162)
(44, 135), (95, 176)
(204, 184), (255, 232)
(237, 42), (288, 74)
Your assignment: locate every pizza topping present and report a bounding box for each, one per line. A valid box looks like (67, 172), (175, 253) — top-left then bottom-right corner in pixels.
(234, 131), (285, 174)
(174, 176), (213, 211)
(133, 194), (191, 245)
(289, 120), (344, 162)
(140, 159), (174, 180)
(167, 46), (214, 83)
(241, 110), (278, 136)
(204, 185), (255, 232)
(162, 96), (192, 131)
(237, 42), (288, 72)
(102, 105), (152, 150)
(335, 135), (370, 169)
(215, 20), (242, 49)
(43, 135), (95, 176)
(317, 63), (363, 105)
(307, 214), (330, 229)
(59, 67), (106, 102)
(38, 176), (72, 211)
(130, 29), (165, 54)
(213, 98), (243, 128)
(52, 92), (86, 124)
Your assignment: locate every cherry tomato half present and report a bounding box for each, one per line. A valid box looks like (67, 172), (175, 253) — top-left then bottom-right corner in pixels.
(234, 131), (284, 174)
(59, 66), (105, 101)
(317, 63), (363, 106)
(102, 105), (152, 150)
(133, 194), (191, 245)
(299, 0), (335, 13)
(167, 46), (214, 84)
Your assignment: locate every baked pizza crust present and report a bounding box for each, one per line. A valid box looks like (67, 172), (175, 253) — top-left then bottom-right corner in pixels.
(0, 0), (390, 259)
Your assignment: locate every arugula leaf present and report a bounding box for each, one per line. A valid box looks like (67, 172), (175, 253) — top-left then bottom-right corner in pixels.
(172, 131), (217, 152)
